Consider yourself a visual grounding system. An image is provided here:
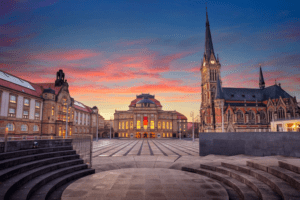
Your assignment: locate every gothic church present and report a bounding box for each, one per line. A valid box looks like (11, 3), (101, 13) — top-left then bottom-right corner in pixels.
(200, 10), (300, 132)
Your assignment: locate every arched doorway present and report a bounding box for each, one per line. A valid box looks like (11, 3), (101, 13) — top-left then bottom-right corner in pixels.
(136, 132), (141, 138)
(143, 132), (148, 138)
(150, 132), (155, 138)
(114, 133), (118, 137)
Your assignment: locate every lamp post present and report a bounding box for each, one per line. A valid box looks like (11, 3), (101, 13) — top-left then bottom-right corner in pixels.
(190, 111), (194, 142)
(110, 117), (112, 140)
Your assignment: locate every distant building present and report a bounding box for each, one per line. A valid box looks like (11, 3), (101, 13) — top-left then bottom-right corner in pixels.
(114, 93), (187, 138)
(200, 10), (300, 132)
(0, 69), (104, 138)
(271, 118), (300, 132)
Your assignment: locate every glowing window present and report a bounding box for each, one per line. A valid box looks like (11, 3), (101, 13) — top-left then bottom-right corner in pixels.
(52, 107), (54, 116)
(130, 121), (133, 129)
(63, 129), (66, 136)
(126, 121), (128, 129)
(170, 122), (172, 129)
(69, 127), (72, 136)
(167, 133), (169, 137)
(163, 122), (165, 129)
(151, 121), (154, 129)
(119, 122), (121, 129)
(144, 125), (147, 129)
(126, 133), (128, 137)
(167, 122), (169, 129)
(158, 122), (161, 129)
(122, 122), (124, 129)
(122, 133), (125, 137)
(137, 121), (141, 129)
(163, 133), (165, 137)
(59, 127), (62, 136)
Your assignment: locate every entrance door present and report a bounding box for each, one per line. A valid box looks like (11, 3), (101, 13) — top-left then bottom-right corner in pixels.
(136, 132), (141, 138)
(143, 133), (148, 138)
(150, 132), (155, 138)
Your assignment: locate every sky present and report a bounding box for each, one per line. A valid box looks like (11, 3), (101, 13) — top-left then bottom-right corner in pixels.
(1, 0), (300, 121)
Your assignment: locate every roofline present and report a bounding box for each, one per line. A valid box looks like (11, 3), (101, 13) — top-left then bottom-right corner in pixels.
(0, 84), (43, 99)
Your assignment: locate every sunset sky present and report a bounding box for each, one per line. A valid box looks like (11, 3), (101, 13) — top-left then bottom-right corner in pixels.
(1, 0), (299, 121)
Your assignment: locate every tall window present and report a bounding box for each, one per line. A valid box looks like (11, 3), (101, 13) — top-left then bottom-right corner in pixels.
(237, 110), (244, 123)
(23, 110), (29, 119)
(166, 122), (169, 129)
(126, 121), (128, 129)
(260, 111), (266, 123)
(130, 121), (133, 129)
(35, 101), (40, 108)
(210, 69), (217, 81)
(268, 110), (273, 122)
(158, 121), (161, 129)
(122, 122), (124, 129)
(249, 111), (255, 123)
(35, 112), (40, 120)
(69, 127), (72, 136)
(163, 122), (165, 129)
(21, 124), (28, 131)
(151, 121), (154, 129)
(170, 122), (172, 129)
(6, 123), (15, 131)
(24, 99), (29, 106)
(227, 110), (231, 122)
(10, 95), (16, 103)
(119, 122), (121, 129)
(137, 120), (141, 129)
(59, 127), (62, 136)
(52, 107), (54, 116)
(278, 107), (285, 119)
(9, 108), (16, 117)
(33, 125), (39, 132)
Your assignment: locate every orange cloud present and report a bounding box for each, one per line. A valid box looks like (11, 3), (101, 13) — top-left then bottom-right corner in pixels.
(32, 49), (101, 61)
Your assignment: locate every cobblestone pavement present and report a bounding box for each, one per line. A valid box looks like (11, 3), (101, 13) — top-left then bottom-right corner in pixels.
(92, 139), (199, 157)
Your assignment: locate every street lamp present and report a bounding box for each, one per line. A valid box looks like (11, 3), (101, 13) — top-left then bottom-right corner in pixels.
(190, 111), (194, 142)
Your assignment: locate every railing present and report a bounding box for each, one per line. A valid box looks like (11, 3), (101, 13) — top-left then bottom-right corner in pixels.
(0, 135), (64, 142)
(70, 134), (92, 168)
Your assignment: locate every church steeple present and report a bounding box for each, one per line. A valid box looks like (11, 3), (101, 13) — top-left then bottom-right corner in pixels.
(204, 7), (215, 62)
(259, 66), (265, 89)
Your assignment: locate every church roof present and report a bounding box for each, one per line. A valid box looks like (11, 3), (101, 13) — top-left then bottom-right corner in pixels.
(215, 75), (224, 99)
(222, 84), (292, 102)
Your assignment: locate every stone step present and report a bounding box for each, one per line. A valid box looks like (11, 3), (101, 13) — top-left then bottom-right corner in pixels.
(0, 150), (76, 170)
(0, 146), (73, 161)
(182, 166), (260, 200)
(30, 168), (95, 200)
(222, 162), (300, 200)
(279, 161), (300, 175)
(200, 164), (281, 200)
(247, 161), (300, 191)
(0, 159), (83, 200)
(0, 154), (80, 182)
(9, 164), (88, 200)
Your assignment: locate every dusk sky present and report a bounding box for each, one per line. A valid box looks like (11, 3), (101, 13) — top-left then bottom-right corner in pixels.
(1, 0), (300, 121)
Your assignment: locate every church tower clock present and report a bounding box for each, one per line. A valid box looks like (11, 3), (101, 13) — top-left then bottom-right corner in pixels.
(200, 8), (221, 132)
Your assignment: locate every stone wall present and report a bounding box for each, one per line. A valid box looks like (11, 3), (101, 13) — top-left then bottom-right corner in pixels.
(199, 132), (300, 158)
(0, 139), (72, 153)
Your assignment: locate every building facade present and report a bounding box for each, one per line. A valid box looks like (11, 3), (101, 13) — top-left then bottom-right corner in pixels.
(200, 10), (300, 132)
(0, 69), (105, 138)
(114, 94), (187, 138)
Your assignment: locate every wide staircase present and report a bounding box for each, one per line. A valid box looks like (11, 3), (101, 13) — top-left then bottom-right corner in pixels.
(182, 158), (300, 200)
(0, 142), (95, 200)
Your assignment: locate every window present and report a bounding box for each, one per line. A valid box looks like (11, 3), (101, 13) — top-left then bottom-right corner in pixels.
(260, 111), (266, 123)
(166, 122), (169, 129)
(137, 120), (141, 129)
(24, 99), (29, 106)
(227, 110), (231, 122)
(23, 110), (29, 118)
(21, 124), (28, 131)
(249, 111), (255, 123)
(163, 133), (165, 137)
(122, 122), (124, 129)
(6, 123), (15, 131)
(35, 101), (40, 108)
(35, 112), (40, 120)
(268, 110), (273, 122)
(170, 122), (172, 129)
(163, 122), (165, 129)
(151, 121), (154, 129)
(119, 122), (121, 129)
(69, 127), (72, 136)
(237, 110), (244, 123)
(9, 108), (15, 113)
(126, 121), (128, 129)
(278, 107), (285, 119)
(158, 121), (161, 129)
(59, 127), (62, 136)
(130, 121), (133, 129)
(51, 126), (54, 133)
(52, 107), (54, 116)
(10, 95), (16, 103)
(33, 125), (39, 131)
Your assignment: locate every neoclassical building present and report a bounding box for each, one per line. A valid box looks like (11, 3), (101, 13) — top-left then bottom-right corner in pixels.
(0, 69), (105, 138)
(114, 94), (188, 138)
(200, 10), (300, 132)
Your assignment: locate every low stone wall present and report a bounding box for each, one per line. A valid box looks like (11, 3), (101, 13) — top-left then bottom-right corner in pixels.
(199, 132), (300, 158)
(0, 139), (72, 153)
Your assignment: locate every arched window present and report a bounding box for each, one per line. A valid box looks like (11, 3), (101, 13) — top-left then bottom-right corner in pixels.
(137, 120), (141, 129)
(158, 121), (161, 129)
(21, 124), (28, 132)
(260, 111), (266, 123)
(249, 111), (255, 123)
(6, 123), (15, 131)
(268, 110), (273, 122)
(33, 125), (39, 132)
(278, 107), (285, 119)
(227, 110), (232, 122)
(236, 110), (244, 123)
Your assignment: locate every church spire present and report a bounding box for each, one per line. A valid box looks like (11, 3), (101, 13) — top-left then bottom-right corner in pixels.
(204, 7), (215, 62)
(215, 74), (224, 99)
(259, 65), (265, 89)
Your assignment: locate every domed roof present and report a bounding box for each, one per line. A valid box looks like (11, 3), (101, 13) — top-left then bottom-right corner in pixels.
(136, 99), (155, 104)
(43, 88), (55, 94)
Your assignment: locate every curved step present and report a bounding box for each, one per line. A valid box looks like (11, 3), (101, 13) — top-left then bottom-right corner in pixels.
(0, 146), (73, 161)
(0, 150), (76, 170)
(0, 154), (79, 181)
(182, 166), (259, 200)
(200, 164), (281, 200)
(222, 162), (300, 200)
(9, 164), (88, 200)
(279, 161), (300, 174)
(247, 161), (300, 191)
(0, 159), (83, 200)
(29, 169), (95, 200)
